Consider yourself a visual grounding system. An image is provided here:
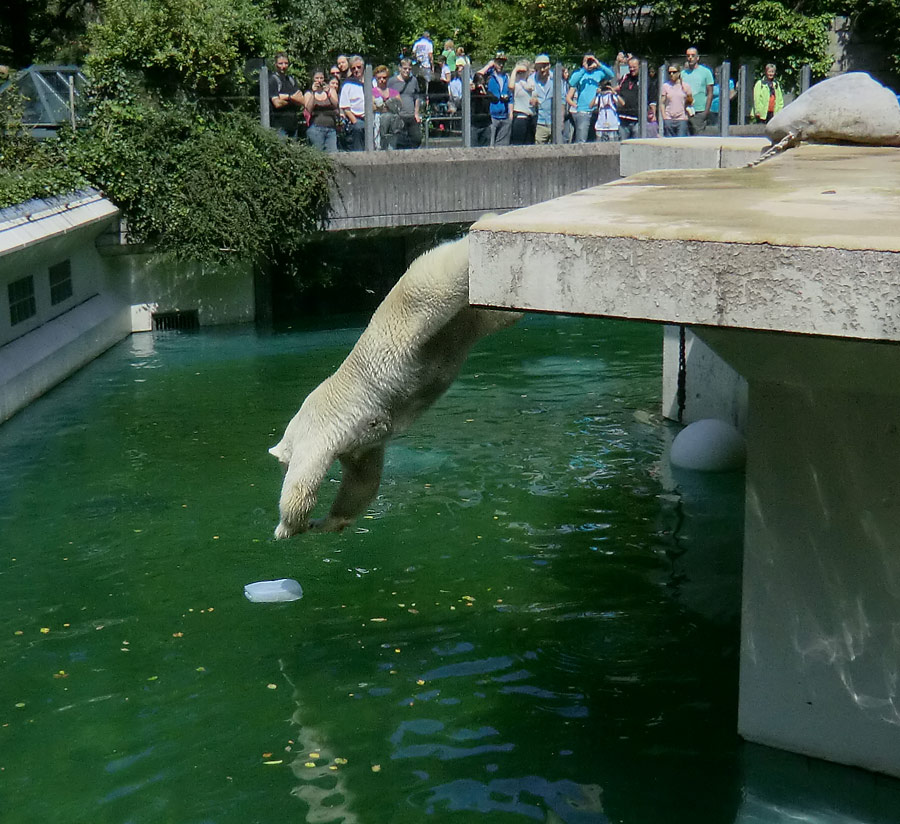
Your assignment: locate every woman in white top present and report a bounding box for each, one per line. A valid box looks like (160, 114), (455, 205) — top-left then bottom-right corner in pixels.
(510, 61), (536, 144)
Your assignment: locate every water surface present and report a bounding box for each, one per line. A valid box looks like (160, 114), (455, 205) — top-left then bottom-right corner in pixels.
(2, 314), (895, 823)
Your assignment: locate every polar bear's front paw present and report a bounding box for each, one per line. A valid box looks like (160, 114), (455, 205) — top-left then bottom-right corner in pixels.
(274, 519), (308, 540)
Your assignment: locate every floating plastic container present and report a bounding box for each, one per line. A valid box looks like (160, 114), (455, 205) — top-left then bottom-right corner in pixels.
(244, 578), (303, 603)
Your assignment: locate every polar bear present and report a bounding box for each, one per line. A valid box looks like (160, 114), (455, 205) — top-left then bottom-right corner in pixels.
(269, 233), (520, 539)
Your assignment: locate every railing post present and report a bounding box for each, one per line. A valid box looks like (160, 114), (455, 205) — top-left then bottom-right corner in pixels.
(638, 59), (648, 138)
(259, 64), (270, 129)
(552, 61), (564, 145)
(719, 61), (731, 138)
(67, 75), (77, 130)
(462, 63), (472, 148)
(737, 64), (748, 125)
(800, 64), (811, 94)
(658, 64), (666, 137)
(364, 63), (375, 151)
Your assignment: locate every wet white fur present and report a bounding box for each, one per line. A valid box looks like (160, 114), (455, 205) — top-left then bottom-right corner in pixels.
(269, 234), (519, 539)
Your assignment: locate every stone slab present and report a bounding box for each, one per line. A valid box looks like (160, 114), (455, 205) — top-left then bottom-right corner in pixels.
(620, 136), (770, 177)
(470, 144), (900, 342)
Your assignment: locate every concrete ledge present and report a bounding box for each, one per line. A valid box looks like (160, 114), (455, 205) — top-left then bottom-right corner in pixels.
(470, 145), (900, 342)
(620, 136), (770, 177)
(328, 144), (621, 231)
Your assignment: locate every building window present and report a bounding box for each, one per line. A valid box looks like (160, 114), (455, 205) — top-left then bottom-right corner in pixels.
(49, 260), (73, 305)
(8, 275), (36, 326)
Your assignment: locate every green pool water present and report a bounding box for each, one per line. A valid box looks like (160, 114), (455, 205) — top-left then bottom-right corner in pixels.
(2, 314), (897, 824)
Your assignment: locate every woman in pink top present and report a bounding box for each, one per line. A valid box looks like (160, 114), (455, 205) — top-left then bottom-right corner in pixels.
(660, 65), (693, 137)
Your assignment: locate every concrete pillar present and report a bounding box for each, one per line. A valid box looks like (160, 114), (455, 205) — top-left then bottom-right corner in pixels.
(698, 327), (900, 778)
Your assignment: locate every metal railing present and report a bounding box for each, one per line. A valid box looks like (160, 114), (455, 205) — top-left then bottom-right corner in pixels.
(259, 60), (814, 150)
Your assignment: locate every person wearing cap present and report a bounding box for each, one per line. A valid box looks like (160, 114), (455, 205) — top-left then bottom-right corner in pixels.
(567, 53), (614, 142)
(531, 55), (554, 144)
(478, 52), (511, 146)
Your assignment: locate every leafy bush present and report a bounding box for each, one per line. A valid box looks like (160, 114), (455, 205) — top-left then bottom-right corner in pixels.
(0, 84), (87, 209)
(63, 99), (332, 265)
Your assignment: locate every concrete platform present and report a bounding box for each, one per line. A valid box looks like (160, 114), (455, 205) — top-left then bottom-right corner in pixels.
(469, 144), (900, 779)
(470, 144), (900, 339)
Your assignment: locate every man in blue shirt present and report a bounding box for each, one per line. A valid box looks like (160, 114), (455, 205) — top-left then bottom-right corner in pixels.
(682, 47), (714, 134)
(480, 51), (511, 146)
(567, 53), (614, 143)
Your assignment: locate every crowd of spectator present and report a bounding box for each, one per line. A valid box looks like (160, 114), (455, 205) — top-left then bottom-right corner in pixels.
(268, 35), (786, 152)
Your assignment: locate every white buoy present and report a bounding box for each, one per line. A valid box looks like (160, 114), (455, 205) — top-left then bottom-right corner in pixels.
(670, 418), (746, 472)
(244, 578), (304, 603)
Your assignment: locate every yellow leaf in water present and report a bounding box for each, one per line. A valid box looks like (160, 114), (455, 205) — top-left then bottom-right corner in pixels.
(329, 765), (338, 771)
(371, 764), (382, 772)
(370, 618), (387, 623)
(334, 757), (348, 765)
(304, 761), (316, 768)
(309, 752), (320, 759)
(40, 628), (50, 634)
(262, 752), (273, 758)
(416, 680), (425, 685)
(264, 760), (283, 766)
(267, 683), (277, 690)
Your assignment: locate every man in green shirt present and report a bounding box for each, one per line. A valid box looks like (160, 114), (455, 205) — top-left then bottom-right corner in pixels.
(682, 46), (714, 135)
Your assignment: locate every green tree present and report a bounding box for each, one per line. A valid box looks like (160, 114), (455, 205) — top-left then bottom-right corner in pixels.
(58, 0), (332, 268)
(729, 0), (833, 83)
(86, 0), (281, 94)
(0, 1), (100, 67)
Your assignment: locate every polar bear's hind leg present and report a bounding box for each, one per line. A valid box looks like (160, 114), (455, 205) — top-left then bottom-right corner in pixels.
(310, 446), (386, 532)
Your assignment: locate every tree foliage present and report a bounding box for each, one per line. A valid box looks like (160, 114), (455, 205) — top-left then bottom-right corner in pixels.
(86, 0), (281, 93)
(729, 0), (834, 81)
(63, 104), (331, 263)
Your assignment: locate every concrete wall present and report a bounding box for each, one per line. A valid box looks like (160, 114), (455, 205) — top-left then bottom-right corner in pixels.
(328, 144), (621, 231)
(0, 192), (130, 422)
(100, 250), (256, 331)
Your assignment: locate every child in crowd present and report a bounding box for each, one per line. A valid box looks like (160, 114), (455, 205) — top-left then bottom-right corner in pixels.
(594, 80), (621, 142)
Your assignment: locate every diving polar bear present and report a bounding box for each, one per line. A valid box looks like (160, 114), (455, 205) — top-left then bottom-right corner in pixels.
(269, 233), (520, 539)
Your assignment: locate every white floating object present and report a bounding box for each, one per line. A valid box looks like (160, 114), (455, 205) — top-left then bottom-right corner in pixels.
(670, 418), (746, 472)
(244, 578), (303, 603)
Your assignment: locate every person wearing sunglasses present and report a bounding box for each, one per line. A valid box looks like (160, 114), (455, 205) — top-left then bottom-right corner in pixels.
(338, 56), (366, 151)
(660, 64), (693, 137)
